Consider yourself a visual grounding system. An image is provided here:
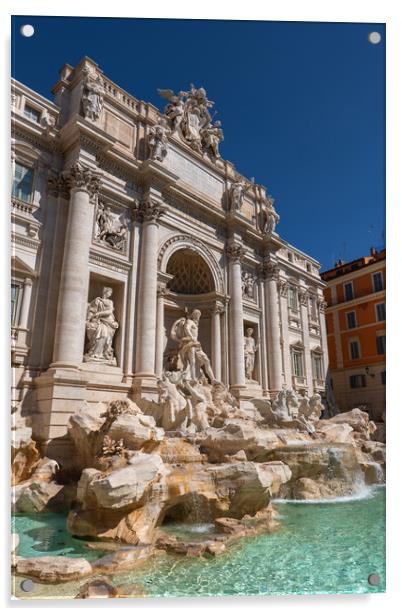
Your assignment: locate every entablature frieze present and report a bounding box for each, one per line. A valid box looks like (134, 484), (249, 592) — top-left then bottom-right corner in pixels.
(11, 232), (41, 252)
(89, 249), (132, 275)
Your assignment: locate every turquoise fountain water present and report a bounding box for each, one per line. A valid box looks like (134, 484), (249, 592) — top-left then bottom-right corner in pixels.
(12, 486), (385, 597)
(11, 513), (106, 561)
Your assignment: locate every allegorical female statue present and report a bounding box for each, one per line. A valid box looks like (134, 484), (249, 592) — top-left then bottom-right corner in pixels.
(244, 327), (258, 382)
(84, 287), (119, 365)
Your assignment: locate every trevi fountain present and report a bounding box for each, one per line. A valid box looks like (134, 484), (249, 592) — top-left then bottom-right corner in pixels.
(11, 306), (385, 598)
(11, 58), (385, 599)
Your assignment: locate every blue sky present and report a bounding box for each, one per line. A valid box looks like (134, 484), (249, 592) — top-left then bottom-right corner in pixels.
(11, 17), (385, 271)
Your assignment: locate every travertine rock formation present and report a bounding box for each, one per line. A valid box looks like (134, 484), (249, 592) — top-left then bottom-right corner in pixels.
(11, 404), (40, 485)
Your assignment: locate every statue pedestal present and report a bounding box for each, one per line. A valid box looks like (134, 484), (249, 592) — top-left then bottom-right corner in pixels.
(238, 382), (265, 409)
(132, 374), (159, 402)
(34, 363), (129, 465)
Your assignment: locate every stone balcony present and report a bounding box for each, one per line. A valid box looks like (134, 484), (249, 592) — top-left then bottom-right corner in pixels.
(313, 378), (325, 391)
(292, 375), (307, 389)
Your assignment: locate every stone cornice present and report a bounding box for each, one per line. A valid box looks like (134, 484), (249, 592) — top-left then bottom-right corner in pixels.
(325, 289), (386, 313)
(11, 196), (39, 216)
(11, 125), (56, 154)
(89, 250), (131, 274)
(11, 232), (41, 251)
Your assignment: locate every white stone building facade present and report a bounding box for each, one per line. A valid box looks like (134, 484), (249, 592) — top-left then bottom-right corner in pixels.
(11, 57), (328, 460)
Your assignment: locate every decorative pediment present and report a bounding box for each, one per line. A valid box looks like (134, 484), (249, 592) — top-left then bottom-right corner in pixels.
(11, 255), (37, 278)
(290, 340), (304, 350)
(312, 345), (323, 355)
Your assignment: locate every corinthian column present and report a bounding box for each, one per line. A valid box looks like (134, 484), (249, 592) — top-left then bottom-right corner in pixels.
(318, 298), (329, 377)
(19, 278), (33, 329)
(226, 243), (246, 389)
(211, 300), (224, 382)
(155, 282), (167, 377)
(262, 260), (282, 393)
(52, 162), (101, 367)
(135, 199), (165, 378)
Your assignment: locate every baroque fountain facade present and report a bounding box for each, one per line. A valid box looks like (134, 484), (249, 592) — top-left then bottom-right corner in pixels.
(11, 58), (385, 595)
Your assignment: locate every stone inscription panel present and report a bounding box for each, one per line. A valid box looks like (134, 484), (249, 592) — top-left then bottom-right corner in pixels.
(104, 112), (134, 149)
(166, 148), (224, 202)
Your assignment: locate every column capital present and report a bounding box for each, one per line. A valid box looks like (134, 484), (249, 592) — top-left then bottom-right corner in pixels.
(278, 279), (289, 297)
(23, 277), (33, 287)
(225, 242), (246, 264)
(157, 281), (167, 297)
(298, 289), (309, 306)
(318, 299), (328, 313)
(62, 162), (102, 199)
(47, 173), (70, 199)
(136, 198), (165, 223)
(258, 259), (279, 281)
(211, 299), (226, 315)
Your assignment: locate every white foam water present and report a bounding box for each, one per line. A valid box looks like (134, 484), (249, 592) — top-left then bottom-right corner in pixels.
(272, 483), (383, 505)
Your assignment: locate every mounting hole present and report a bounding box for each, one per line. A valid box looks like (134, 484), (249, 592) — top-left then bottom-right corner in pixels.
(20, 579), (34, 592)
(20, 24), (35, 38)
(368, 573), (380, 586)
(368, 32), (381, 45)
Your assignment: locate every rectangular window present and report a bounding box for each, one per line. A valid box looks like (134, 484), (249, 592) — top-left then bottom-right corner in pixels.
(292, 350), (304, 377)
(350, 340), (360, 360)
(11, 283), (21, 326)
(312, 354), (322, 380)
(346, 311), (357, 329)
(350, 374), (366, 388)
(376, 335), (386, 355)
(288, 287), (298, 310)
(376, 303), (386, 322)
(24, 104), (41, 123)
(344, 281), (354, 301)
(373, 272), (383, 293)
(381, 371), (386, 385)
(12, 162), (34, 202)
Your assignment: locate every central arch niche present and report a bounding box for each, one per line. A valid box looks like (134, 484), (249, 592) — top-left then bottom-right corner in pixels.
(166, 249), (215, 295)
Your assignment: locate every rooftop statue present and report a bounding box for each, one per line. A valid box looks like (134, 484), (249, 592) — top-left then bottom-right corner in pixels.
(228, 177), (253, 213)
(158, 85), (223, 159)
(259, 195), (280, 236)
(148, 117), (170, 162)
(81, 70), (105, 121)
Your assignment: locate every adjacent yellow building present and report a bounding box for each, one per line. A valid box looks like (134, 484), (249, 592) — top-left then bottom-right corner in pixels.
(321, 248), (385, 422)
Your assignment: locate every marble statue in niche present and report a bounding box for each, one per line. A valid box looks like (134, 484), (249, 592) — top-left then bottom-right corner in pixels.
(82, 70), (105, 121)
(244, 327), (258, 382)
(170, 308), (216, 384)
(95, 203), (129, 252)
(148, 118), (170, 162)
(84, 287), (119, 365)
